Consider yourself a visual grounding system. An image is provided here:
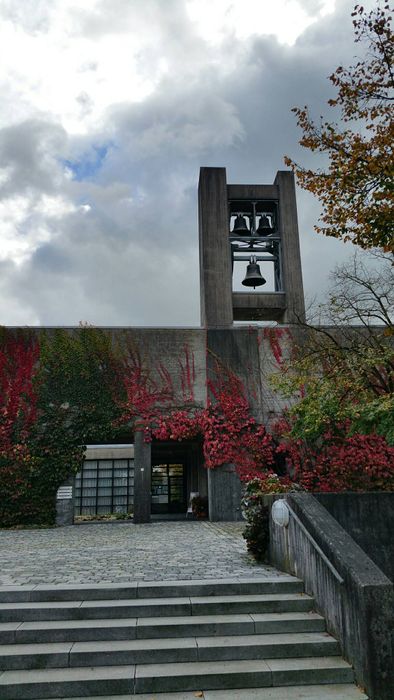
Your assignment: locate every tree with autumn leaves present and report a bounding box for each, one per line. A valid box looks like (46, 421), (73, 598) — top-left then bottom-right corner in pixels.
(269, 253), (394, 491)
(277, 3), (394, 491)
(285, 3), (393, 252)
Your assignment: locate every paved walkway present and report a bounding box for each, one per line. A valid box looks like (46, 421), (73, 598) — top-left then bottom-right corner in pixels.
(0, 521), (282, 586)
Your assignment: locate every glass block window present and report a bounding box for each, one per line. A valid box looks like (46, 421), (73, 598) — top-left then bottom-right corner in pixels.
(74, 458), (134, 515)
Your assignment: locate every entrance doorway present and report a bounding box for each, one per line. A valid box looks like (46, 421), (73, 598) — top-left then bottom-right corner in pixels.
(151, 462), (187, 514)
(150, 441), (206, 517)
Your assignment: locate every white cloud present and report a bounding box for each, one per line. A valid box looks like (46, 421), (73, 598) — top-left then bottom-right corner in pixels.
(0, 195), (52, 265)
(186, 0), (335, 45)
(0, 0), (380, 326)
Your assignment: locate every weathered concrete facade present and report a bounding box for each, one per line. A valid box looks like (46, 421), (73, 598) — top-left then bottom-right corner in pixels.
(64, 325), (288, 524)
(47, 166), (308, 524)
(46, 322), (291, 525)
(315, 492), (394, 582)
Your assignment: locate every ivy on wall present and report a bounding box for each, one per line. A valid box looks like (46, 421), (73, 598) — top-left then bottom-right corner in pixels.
(0, 327), (126, 527)
(0, 329), (42, 527)
(1, 324), (393, 528)
(151, 367), (275, 481)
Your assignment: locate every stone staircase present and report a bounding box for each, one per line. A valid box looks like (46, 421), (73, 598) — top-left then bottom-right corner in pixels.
(0, 577), (368, 699)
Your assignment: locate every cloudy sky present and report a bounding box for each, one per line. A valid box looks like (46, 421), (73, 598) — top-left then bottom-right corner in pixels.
(0, 0), (377, 326)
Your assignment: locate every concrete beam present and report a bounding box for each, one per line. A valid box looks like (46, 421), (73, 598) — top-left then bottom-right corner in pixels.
(227, 184), (279, 200)
(232, 292), (286, 321)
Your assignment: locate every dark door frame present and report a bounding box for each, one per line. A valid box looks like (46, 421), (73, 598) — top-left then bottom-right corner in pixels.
(150, 440), (202, 516)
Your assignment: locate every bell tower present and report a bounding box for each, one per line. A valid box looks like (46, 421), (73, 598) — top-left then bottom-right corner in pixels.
(198, 167), (305, 326)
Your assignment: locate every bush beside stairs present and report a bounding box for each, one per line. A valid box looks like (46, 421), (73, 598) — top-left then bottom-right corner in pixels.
(0, 576), (368, 699)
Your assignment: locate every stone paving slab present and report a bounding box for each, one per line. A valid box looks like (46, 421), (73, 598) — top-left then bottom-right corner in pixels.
(0, 521), (280, 586)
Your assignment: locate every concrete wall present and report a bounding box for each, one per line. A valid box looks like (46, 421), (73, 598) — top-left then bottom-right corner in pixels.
(207, 327), (264, 421)
(270, 493), (394, 700)
(5, 324), (298, 524)
(110, 328), (207, 409)
(207, 464), (243, 521)
(315, 492), (394, 582)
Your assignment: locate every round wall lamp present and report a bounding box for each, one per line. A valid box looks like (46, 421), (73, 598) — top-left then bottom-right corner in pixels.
(271, 499), (290, 527)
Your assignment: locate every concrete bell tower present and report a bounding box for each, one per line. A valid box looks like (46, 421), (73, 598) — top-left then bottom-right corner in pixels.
(198, 167), (305, 327)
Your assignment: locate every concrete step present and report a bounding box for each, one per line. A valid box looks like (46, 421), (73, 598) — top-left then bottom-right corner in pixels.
(189, 594), (314, 615)
(137, 611), (325, 640)
(134, 657), (355, 694)
(0, 632), (340, 670)
(0, 577), (303, 603)
(0, 665), (135, 699)
(0, 611), (326, 645)
(41, 688), (368, 700)
(40, 683), (368, 700)
(0, 657), (355, 699)
(0, 592), (314, 623)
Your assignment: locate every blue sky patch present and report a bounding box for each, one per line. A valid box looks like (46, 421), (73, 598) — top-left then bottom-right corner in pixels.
(62, 143), (112, 181)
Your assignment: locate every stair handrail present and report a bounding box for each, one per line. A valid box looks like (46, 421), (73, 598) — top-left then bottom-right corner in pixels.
(286, 502), (344, 585)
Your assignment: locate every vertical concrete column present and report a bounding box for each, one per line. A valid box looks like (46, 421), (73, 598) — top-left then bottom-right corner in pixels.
(208, 464), (243, 521)
(133, 431), (152, 524)
(55, 477), (75, 527)
(274, 171), (306, 323)
(198, 167), (233, 327)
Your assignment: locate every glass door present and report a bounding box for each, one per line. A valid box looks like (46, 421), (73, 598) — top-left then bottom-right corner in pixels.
(151, 463), (186, 513)
(151, 464), (169, 513)
(168, 464), (185, 512)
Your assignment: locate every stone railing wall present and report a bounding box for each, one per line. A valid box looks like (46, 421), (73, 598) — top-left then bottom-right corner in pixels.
(269, 493), (394, 700)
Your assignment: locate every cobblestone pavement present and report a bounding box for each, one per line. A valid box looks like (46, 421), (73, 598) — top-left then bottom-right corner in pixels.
(0, 521), (282, 585)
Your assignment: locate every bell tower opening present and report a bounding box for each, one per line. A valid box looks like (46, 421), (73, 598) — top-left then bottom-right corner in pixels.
(198, 167), (305, 326)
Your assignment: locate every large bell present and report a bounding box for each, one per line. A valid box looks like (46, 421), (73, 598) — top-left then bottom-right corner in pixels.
(256, 214), (273, 236)
(242, 256), (266, 289)
(231, 214), (250, 236)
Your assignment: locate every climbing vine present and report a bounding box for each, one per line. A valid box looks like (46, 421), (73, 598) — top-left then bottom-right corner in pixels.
(150, 366), (276, 481)
(2, 322), (393, 529)
(0, 326), (126, 527)
(0, 330), (42, 527)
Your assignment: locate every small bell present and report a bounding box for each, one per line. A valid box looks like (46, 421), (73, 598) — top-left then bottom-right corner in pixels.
(256, 214), (272, 236)
(242, 256), (266, 289)
(231, 214), (250, 236)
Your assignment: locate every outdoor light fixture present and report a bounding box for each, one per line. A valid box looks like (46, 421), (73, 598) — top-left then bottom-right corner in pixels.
(271, 499), (290, 527)
(242, 255), (266, 288)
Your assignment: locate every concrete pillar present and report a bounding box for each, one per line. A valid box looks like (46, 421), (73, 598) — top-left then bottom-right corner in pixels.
(274, 171), (305, 323)
(133, 431), (152, 524)
(55, 477), (74, 527)
(198, 167), (233, 327)
(208, 464), (243, 521)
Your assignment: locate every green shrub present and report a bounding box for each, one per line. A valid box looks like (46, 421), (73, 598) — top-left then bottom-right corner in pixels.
(242, 474), (297, 562)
